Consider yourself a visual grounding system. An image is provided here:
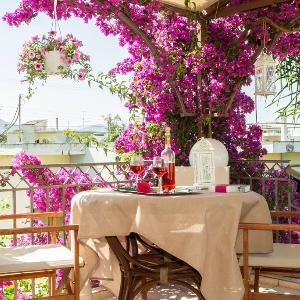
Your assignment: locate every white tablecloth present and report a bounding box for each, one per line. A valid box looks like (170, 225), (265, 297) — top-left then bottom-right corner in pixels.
(70, 189), (272, 300)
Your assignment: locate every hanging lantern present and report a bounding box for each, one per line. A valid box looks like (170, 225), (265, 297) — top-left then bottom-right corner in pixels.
(255, 52), (276, 96)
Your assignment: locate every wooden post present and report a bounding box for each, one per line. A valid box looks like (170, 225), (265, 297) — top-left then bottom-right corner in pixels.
(51, 270), (56, 296)
(50, 217), (57, 244)
(243, 228), (249, 300)
(74, 230), (80, 300)
(254, 268), (260, 292)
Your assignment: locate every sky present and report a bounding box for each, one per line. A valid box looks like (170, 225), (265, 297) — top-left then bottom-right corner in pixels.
(0, 1), (284, 130)
(0, 1), (129, 129)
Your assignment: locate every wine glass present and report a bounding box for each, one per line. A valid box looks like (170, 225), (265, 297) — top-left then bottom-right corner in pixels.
(130, 154), (145, 187)
(152, 156), (168, 194)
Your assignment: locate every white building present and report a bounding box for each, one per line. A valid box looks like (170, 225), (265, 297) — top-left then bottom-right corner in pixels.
(0, 119), (114, 165)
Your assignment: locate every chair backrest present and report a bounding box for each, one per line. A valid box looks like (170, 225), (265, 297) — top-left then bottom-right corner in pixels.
(239, 210), (300, 300)
(0, 212), (79, 300)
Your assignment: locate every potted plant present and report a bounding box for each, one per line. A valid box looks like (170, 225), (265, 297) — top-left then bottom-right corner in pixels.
(18, 31), (91, 98)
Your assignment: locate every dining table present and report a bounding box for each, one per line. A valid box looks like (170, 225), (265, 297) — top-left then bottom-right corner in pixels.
(70, 188), (273, 300)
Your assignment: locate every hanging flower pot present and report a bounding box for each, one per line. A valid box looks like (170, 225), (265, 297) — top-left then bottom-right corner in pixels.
(44, 49), (67, 75)
(18, 31), (91, 99)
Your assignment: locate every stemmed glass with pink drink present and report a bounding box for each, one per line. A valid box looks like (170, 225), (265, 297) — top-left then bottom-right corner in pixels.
(152, 156), (168, 194)
(130, 154), (145, 187)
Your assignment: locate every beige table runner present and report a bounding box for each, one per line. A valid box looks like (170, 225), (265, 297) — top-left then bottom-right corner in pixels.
(70, 189), (272, 300)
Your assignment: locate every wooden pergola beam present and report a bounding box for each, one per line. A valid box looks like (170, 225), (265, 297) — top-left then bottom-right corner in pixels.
(209, 0), (288, 19)
(161, 3), (197, 17)
(161, 0), (288, 22)
(204, 0), (229, 18)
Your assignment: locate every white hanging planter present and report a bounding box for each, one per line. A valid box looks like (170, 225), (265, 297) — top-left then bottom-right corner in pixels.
(45, 50), (67, 75)
(18, 32), (91, 100)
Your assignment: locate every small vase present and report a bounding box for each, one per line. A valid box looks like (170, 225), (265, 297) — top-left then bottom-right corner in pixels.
(45, 50), (67, 75)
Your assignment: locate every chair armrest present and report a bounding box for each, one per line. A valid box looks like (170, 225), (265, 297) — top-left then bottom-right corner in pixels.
(239, 221), (300, 296)
(0, 224), (79, 236)
(270, 210), (300, 218)
(0, 211), (64, 221)
(239, 222), (300, 232)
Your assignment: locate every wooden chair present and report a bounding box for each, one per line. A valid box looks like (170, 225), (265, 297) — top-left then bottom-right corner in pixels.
(239, 211), (300, 300)
(105, 232), (205, 300)
(0, 212), (81, 300)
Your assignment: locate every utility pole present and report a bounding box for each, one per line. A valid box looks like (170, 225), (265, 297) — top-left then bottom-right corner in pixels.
(18, 94), (22, 143)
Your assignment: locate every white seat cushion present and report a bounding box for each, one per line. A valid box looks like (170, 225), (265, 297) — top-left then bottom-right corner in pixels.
(239, 243), (300, 268)
(0, 244), (83, 274)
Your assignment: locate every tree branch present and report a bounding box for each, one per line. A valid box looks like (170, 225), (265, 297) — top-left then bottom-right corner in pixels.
(224, 44), (264, 116)
(113, 7), (161, 60)
(263, 16), (300, 32)
(107, 3), (194, 117)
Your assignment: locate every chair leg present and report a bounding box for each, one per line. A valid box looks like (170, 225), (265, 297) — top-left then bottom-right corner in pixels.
(132, 277), (148, 300)
(51, 271), (56, 296)
(170, 279), (205, 300)
(129, 280), (159, 300)
(141, 279), (148, 300)
(254, 268), (260, 293)
(119, 272), (126, 300)
(121, 275), (132, 300)
(193, 275), (202, 290)
(65, 277), (73, 295)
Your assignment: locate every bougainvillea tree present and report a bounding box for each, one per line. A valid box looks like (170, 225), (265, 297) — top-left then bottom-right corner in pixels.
(4, 0), (300, 165)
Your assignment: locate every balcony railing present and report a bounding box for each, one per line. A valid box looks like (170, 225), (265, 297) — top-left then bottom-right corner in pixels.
(230, 159), (294, 210)
(0, 159), (295, 212)
(0, 159), (297, 240)
(262, 140), (300, 153)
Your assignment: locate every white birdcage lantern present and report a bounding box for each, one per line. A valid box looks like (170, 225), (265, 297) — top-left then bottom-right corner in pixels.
(189, 138), (229, 187)
(255, 52), (276, 96)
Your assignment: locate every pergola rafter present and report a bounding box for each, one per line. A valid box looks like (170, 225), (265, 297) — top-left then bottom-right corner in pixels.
(160, 0), (289, 20)
(206, 0), (288, 19)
